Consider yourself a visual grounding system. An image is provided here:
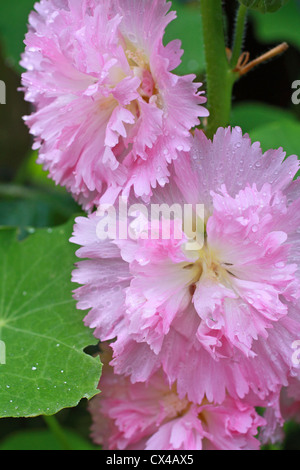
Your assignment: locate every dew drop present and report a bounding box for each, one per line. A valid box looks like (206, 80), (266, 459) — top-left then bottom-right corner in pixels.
(127, 32), (137, 43)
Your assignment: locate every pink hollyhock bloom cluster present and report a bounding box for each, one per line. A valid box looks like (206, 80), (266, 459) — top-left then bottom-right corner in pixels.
(21, 0), (207, 210)
(22, 0), (300, 451)
(88, 344), (265, 450)
(71, 127), (300, 410)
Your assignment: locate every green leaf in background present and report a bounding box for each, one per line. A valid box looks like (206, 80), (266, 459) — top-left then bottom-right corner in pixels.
(0, 428), (99, 450)
(230, 101), (299, 132)
(0, 0), (36, 72)
(0, 184), (81, 236)
(0, 220), (101, 418)
(0, 151), (82, 235)
(231, 102), (300, 178)
(238, 0), (289, 13)
(250, 119), (300, 157)
(250, 0), (300, 49)
(165, 0), (205, 75)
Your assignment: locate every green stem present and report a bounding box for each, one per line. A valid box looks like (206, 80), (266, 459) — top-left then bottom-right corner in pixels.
(230, 4), (248, 68)
(200, 0), (236, 138)
(43, 415), (73, 450)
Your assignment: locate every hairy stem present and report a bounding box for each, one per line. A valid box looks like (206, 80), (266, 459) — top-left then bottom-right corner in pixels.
(200, 0), (236, 138)
(230, 4), (248, 68)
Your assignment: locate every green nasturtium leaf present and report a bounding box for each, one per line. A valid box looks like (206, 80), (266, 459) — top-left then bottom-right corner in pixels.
(238, 0), (289, 13)
(0, 220), (101, 418)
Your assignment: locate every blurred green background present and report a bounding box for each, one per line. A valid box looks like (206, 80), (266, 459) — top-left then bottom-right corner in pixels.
(0, 0), (300, 450)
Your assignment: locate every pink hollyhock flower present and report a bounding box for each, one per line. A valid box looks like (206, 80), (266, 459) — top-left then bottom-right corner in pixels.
(89, 344), (265, 450)
(71, 127), (300, 404)
(21, 0), (207, 210)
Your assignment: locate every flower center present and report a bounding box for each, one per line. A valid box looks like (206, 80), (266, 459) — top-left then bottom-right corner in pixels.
(125, 47), (160, 105)
(184, 239), (235, 295)
(162, 384), (191, 419)
(197, 245), (234, 283)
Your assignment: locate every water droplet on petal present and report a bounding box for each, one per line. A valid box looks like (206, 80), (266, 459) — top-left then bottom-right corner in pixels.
(275, 261), (285, 269)
(127, 33), (137, 43)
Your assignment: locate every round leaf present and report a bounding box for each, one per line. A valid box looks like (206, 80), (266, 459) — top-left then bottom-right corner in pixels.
(0, 220), (101, 418)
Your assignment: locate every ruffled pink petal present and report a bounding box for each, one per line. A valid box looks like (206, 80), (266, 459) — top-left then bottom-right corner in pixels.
(22, 0), (207, 210)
